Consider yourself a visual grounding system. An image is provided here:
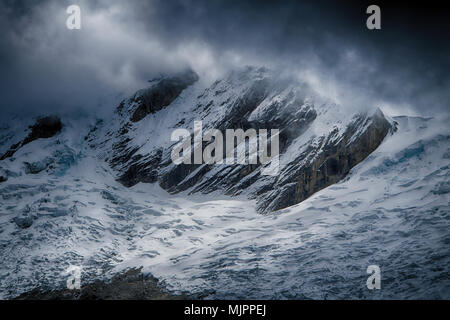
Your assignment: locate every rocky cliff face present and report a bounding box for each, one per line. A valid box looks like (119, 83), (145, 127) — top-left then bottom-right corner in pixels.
(255, 109), (392, 212)
(88, 67), (393, 213)
(129, 70), (199, 123)
(0, 116), (63, 161)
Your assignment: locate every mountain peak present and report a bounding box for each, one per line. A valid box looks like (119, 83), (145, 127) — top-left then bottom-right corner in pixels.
(95, 67), (393, 213)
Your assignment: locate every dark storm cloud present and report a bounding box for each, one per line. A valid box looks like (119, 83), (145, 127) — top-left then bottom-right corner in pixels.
(0, 0), (449, 117)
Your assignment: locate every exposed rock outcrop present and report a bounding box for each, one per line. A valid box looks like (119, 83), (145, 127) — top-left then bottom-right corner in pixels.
(0, 116), (63, 160)
(13, 216), (33, 229)
(14, 268), (185, 300)
(130, 69), (199, 122)
(256, 109), (392, 212)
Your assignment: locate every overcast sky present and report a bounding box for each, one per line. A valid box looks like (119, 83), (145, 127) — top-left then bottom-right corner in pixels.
(0, 0), (449, 118)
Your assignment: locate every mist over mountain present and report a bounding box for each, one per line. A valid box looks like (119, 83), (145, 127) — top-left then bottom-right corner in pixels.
(1, 0), (449, 118)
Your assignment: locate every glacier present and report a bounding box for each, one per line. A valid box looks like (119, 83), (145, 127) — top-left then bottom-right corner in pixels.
(0, 70), (449, 299)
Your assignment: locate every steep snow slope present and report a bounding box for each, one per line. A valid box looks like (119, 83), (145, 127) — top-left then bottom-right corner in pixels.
(0, 113), (448, 299)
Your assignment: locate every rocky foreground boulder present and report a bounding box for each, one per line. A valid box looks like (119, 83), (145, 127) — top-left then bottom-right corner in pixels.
(15, 268), (185, 300)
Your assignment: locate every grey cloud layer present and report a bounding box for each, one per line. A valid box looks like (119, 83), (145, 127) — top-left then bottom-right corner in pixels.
(0, 0), (449, 117)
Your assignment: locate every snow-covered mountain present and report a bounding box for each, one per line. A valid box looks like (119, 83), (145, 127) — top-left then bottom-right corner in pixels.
(0, 67), (448, 299)
(87, 66), (394, 213)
